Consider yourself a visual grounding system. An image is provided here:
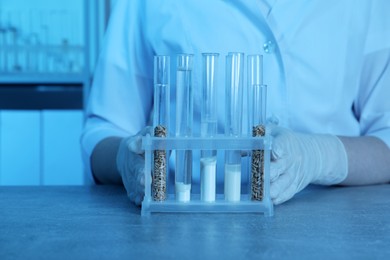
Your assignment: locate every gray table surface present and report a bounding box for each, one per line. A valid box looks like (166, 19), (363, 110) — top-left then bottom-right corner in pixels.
(1, 184), (390, 259)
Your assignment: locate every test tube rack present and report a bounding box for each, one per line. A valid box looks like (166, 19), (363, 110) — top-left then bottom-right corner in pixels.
(141, 134), (273, 216)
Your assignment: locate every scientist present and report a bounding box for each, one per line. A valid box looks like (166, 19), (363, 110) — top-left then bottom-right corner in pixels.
(81, 1), (390, 205)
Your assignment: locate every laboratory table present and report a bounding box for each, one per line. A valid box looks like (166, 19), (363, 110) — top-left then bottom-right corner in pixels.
(1, 185), (390, 259)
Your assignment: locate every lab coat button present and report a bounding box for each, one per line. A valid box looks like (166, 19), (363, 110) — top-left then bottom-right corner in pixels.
(263, 40), (276, 53)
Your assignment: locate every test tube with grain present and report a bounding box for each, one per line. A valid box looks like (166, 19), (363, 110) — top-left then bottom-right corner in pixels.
(224, 52), (244, 202)
(175, 54), (194, 202)
(152, 55), (170, 201)
(248, 55), (267, 201)
(200, 53), (219, 202)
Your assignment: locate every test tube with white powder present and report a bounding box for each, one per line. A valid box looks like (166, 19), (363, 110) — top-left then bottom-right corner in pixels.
(200, 53), (219, 202)
(152, 55), (170, 201)
(175, 54), (193, 202)
(224, 52), (244, 202)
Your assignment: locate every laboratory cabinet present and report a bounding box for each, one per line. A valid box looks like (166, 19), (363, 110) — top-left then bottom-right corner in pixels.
(0, 0), (112, 184)
(0, 111), (41, 185)
(0, 109), (84, 185)
(0, 0), (94, 185)
(42, 110), (84, 185)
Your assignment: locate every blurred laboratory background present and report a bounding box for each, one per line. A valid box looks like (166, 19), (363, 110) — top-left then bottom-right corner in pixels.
(0, 0), (114, 185)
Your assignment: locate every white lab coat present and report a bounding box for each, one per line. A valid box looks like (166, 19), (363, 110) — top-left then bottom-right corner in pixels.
(82, 0), (390, 182)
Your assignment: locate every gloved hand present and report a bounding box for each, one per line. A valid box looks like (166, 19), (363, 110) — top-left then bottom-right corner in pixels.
(269, 126), (348, 205)
(116, 127), (152, 205)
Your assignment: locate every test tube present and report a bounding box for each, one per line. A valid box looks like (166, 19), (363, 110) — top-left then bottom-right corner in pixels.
(200, 53), (219, 202)
(7, 11), (22, 72)
(224, 52), (244, 202)
(152, 55), (170, 201)
(175, 54), (193, 202)
(39, 10), (49, 73)
(0, 16), (5, 72)
(247, 55), (263, 131)
(0, 11), (4, 72)
(248, 55), (266, 201)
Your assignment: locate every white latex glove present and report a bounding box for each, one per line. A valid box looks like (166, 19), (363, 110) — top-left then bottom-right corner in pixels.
(269, 126), (348, 205)
(116, 127), (152, 205)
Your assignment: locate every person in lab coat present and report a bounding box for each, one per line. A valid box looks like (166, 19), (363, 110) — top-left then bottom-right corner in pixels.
(81, 0), (390, 205)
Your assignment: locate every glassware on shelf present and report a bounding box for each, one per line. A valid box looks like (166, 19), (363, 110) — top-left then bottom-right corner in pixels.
(0, 7), (84, 75)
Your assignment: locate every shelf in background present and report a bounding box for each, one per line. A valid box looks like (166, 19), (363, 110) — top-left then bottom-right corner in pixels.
(0, 84), (83, 110)
(0, 73), (87, 84)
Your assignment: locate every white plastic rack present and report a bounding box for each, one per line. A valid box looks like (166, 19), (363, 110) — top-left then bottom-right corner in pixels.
(141, 135), (273, 216)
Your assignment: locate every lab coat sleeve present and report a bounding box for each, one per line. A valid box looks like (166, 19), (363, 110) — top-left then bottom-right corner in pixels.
(81, 0), (153, 181)
(355, 1), (390, 148)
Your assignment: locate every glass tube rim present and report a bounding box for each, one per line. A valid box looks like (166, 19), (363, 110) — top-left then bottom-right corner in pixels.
(154, 54), (170, 59)
(177, 54), (194, 70)
(202, 52), (220, 57)
(227, 52), (244, 57)
(176, 53), (194, 57)
(247, 54), (263, 58)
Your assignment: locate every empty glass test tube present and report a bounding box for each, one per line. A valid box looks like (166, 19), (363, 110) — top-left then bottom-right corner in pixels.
(200, 53), (219, 202)
(175, 54), (194, 202)
(152, 55), (170, 201)
(224, 52), (244, 202)
(248, 55), (267, 201)
(247, 55), (263, 131)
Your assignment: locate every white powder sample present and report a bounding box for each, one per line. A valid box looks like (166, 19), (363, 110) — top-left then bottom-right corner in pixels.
(175, 182), (191, 202)
(224, 164), (241, 202)
(200, 156), (217, 202)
